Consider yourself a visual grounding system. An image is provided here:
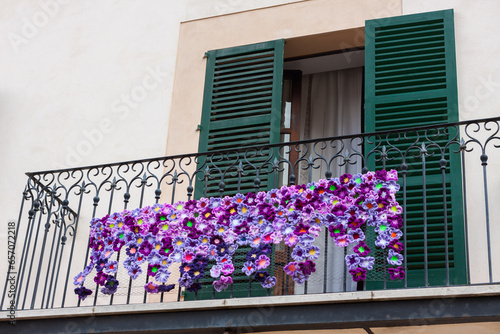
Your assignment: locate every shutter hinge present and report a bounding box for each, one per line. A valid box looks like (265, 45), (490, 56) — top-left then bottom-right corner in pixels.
(203, 52), (208, 59)
(196, 124), (202, 131)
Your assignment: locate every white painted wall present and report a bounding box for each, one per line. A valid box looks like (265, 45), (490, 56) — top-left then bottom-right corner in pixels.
(0, 0), (304, 306)
(403, 0), (500, 121)
(0, 0), (306, 228)
(403, 0), (500, 284)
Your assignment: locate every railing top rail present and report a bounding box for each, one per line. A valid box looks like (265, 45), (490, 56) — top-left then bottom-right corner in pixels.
(25, 116), (500, 177)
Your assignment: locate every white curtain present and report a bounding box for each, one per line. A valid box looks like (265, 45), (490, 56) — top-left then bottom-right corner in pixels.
(297, 67), (363, 293)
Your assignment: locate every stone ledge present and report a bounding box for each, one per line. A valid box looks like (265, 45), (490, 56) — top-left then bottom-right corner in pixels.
(3, 284), (500, 321)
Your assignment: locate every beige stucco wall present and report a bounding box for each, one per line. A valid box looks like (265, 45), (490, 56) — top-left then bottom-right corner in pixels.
(166, 0), (402, 156)
(260, 323), (500, 334)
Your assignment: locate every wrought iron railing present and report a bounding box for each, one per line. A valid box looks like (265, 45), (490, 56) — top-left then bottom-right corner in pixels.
(2, 116), (500, 311)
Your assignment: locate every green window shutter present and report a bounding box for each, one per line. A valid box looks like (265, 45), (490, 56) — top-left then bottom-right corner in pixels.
(195, 39), (284, 199)
(364, 9), (466, 288)
(186, 40), (284, 300)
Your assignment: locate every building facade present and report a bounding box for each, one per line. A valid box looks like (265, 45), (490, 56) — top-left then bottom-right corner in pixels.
(1, 0), (499, 333)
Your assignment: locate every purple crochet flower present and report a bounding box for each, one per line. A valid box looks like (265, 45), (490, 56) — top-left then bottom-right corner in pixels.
(261, 233), (273, 245)
(388, 239), (404, 253)
(236, 233), (250, 246)
(94, 271), (108, 286)
(387, 215), (403, 229)
(387, 227), (403, 240)
(170, 249), (183, 262)
(178, 273), (193, 288)
(284, 234), (298, 247)
(221, 263), (234, 276)
(388, 266), (405, 280)
(348, 216), (364, 229)
(362, 198), (378, 212)
(262, 275), (277, 289)
(226, 243), (238, 255)
(73, 272), (86, 286)
(329, 224), (345, 238)
(375, 233), (391, 249)
(136, 253), (147, 265)
(334, 235), (350, 247)
(147, 250), (163, 265)
(284, 262), (298, 276)
(101, 245), (114, 259)
(298, 260), (316, 275)
(182, 249), (196, 263)
(147, 264), (161, 277)
(213, 275), (233, 292)
(112, 238), (125, 252)
(358, 256), (375, 270)
(294, 223), (310, 236)
(387, 249), (404, 266)
(305, 245), (320, 260)
(75, 286), (93, 300)
(388, 202), (403, 215)
(291, 245), (306, 261)
(172, 236), (186, 249)
(210, 265), (222, 278)
(292, 271), (307, 284)
(94, 258), (107, 272)
(144, 281), (159, 294)
(308, 225), (321, 238)
(158, 284), (175, 293)
(127, 265), (142, 280)
(349, 267), (367, 282)
(255, 255), (270, 270)
(224, 230), (238, 244)
(348, 228), (365, 243)
(254, 271), (269, 283)
(190, 265), (205, 280)
(139, 241), (153, 256)
(299, 234), (315, 246)
(101, 277), (119, 295)
(353, 241), (371, 256)
(242, 261), (256, 276)
(345, 253), (360, 270)
(155, 268), (171, 283)
(102, 260), (118, 275)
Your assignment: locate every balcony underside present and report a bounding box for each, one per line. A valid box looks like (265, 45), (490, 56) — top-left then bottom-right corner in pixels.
(2, 285), (500, 333)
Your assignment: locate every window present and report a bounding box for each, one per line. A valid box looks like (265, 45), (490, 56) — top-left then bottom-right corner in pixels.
(193, 9), (466, 298)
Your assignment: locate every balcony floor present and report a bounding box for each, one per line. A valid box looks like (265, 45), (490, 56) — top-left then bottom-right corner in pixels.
(2, 284), (500, 333)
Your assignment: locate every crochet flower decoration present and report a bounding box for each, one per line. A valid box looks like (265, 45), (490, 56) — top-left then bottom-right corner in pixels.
(73, 170), (404, 300)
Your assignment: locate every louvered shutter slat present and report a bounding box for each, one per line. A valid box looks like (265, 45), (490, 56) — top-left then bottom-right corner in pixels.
(365, 9), (466, 288)
(187, 40), (284, 300)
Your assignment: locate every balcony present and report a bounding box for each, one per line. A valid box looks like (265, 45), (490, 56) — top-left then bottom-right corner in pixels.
(1, 117), (500, 333)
